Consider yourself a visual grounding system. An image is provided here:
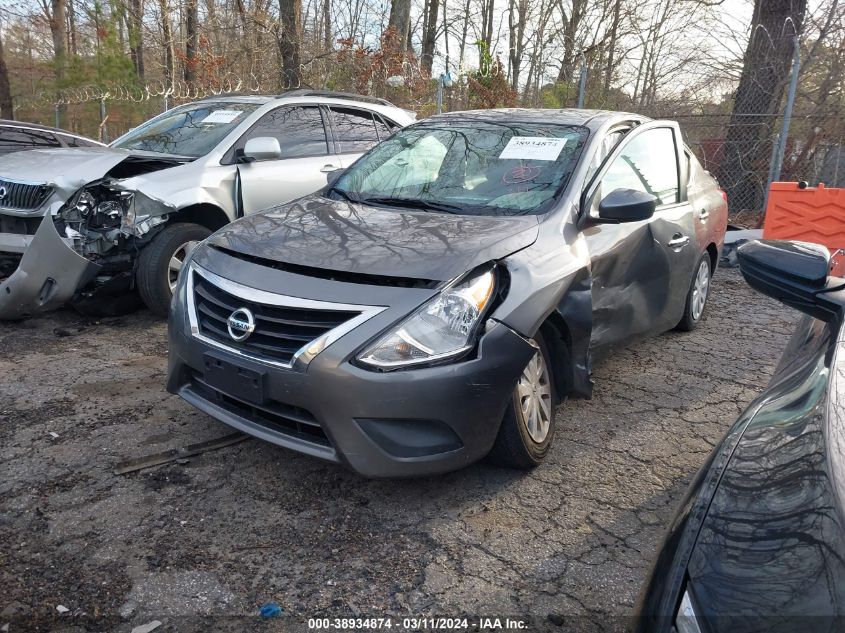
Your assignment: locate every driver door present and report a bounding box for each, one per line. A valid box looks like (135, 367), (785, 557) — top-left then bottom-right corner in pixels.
(582, 121), (697, 348)
(229, 105), (339, 214)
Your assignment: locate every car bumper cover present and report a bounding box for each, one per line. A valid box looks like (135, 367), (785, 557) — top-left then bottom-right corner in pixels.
(166, 317), (536, 478)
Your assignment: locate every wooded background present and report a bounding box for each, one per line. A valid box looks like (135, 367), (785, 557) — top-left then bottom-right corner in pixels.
(0, 0), (842, 216)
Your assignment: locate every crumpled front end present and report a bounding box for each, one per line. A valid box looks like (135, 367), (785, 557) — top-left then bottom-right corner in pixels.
(0, 152), (185, 319)
(0, 204), (101, 319)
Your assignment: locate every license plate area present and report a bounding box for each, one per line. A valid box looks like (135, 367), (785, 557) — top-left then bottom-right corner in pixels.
(203, 353), (266, 405)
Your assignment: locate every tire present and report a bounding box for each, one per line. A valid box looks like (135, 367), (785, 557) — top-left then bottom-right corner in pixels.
(136, 222), (211, 317)
(488, 331), (561, 469)
(676, 253), (712, 332)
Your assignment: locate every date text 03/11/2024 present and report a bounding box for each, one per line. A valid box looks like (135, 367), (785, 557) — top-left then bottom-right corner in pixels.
(307, 617), (529, 630)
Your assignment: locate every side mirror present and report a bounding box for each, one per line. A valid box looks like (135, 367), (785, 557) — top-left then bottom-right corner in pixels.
(325, 168), (346, 187)
(598, 188), (657, 222)
(242, 137), (282, 162)
(738, 239), (842, 322)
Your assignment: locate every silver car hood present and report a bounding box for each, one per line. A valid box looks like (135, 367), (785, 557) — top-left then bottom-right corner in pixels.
(0, 147), (188, 190)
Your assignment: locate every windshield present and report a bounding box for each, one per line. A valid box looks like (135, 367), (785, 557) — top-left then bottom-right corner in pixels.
(329, 121), (589, 216)
(111, 102), (261, 157)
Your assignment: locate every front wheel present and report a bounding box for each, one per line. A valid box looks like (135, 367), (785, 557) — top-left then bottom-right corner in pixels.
(676, 253), (712, 332)
(488, 332), (559, 469)
(136, 223), (211, 317)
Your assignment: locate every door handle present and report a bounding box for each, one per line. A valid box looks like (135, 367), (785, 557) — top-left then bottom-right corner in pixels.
(668, 234), (691, 249)
(698, 208), (710, 221)
(320, 164), (340, 173)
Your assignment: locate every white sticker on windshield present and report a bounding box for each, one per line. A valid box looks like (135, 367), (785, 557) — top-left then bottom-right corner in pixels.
(499, 136), (567, 161)
(200, 110), (244, 124)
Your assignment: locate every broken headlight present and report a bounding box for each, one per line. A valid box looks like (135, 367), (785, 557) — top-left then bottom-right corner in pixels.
(66, 185), (134, 230)
(357, 268), (496, 370)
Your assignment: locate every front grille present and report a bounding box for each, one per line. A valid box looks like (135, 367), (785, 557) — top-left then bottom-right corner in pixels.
(0, 179), (53, 210)
(189, 374), (331, 447)
(192, 272), (361, 365)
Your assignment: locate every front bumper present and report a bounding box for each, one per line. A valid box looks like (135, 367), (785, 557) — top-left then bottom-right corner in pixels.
(0, 210), (100, 319)
(167, 306), (535, 477)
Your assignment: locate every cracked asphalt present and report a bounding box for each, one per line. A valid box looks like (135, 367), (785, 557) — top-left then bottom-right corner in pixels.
(0, 268), (797, 633)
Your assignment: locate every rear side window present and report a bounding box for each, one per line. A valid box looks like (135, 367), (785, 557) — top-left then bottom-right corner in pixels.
(0, 127), (62, 154)
(329, 107), (380, 153)
(374, 116), (397, 141)
(228, 106), (329, 161)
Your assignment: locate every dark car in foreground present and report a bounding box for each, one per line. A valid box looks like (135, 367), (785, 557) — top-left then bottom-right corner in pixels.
(167, 108), (728, 477)
(635, 239), (845, 633)
(0, 120), (103, 155)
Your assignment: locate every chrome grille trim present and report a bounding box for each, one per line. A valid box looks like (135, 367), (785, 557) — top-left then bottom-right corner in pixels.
(186, 263), (387, 371)
(0, 178), (53, 211)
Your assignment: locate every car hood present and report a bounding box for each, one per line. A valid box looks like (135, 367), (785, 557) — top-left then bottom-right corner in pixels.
(0, 147), (188, 191)
(685, 315), (845, 629)
(208, 195), (540, 282)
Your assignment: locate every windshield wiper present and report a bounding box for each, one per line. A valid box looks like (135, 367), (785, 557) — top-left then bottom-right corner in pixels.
(326, 186), (362, 204)
(359, 196), (464, 214)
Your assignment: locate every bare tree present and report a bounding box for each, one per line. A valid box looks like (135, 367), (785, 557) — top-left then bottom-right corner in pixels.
(278, 0), (302, 87)
(718, 0), (809, 213)
(184, 0), (199, 82)
(0, 32), (13, 119)
(128, 0), (145, 78)
(389, 0), (412, 51)
(157, 0), (175, 90)
(420, 0), (440, 74)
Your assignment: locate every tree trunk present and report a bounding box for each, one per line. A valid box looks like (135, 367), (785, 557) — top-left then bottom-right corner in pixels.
(603, 0), (622, 98)
(479, 0), (494, 53)
(278, 0), (302, 88)
(420, 0), (439, 75)
(556, 0), (583, 82)
(158, 0), (175, 90)
(717, 0), (808, 214)
(323, 0), (332, 51)
(184, 0), (198, 83)
(507, 0), (527, 91)
(67, 0), (79, 55)
(0, 32), (13, 119)
(388, 0), (412, 52)
(128, 0), (145, 78)
(48, 0), (68, 125)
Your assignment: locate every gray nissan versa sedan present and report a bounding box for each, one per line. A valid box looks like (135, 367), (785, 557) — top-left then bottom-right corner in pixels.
(166, 109), (728, 477)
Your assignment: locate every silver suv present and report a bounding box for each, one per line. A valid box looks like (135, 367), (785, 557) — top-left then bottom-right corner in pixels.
(0, 91), (415, 318)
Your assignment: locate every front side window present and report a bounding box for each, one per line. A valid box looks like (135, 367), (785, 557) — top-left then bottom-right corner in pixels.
(61, 134), (100, 148)
(229, 106), (328, 160)
(111, 102), (260, 157)
(597, 127), (679, 207)
(329, 107), (380, 153)
(330, 121), (589, 217)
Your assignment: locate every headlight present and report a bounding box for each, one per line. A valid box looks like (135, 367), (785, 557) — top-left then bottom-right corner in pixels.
(357, 268), (496, 369)
(675, 587), (703, 633)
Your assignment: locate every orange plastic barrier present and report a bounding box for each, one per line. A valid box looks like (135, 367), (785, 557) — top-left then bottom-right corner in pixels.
(763, 182), (845, 250)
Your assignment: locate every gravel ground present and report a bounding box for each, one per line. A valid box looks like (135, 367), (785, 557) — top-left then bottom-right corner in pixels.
(0, 268), (797, 633)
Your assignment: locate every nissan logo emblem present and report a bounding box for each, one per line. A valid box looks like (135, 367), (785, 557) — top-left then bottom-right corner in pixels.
(227, 307), (255, 342)
(0, 186), (6, 200)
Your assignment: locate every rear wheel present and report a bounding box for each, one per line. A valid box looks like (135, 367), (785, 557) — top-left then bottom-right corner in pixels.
(136, 222), (210, 316)
(676, 253), (712, 331)
(488, 331), (559, 469)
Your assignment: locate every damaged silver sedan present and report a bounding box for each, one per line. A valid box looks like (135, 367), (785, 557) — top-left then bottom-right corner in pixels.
(0, 91), (413, 318)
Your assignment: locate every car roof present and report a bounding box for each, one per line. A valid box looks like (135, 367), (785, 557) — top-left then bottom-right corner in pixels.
(0, 119), (97, 138)
(426, 108), (650, 131)
(194, 90), (399, 108)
